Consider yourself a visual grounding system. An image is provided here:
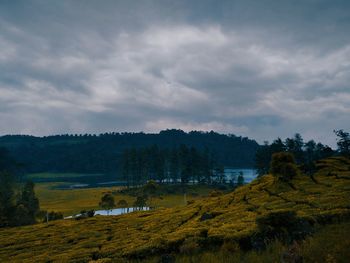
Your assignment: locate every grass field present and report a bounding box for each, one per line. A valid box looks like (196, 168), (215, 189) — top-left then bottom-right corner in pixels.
(35, 182), (215, 216)
(35, 183), (125, 216)
(0, 156), (349, 262)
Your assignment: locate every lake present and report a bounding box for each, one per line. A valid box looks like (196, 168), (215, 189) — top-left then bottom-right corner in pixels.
(65, 207), (150, 219)
(224, 168), (258, 183)
(95, 207), (150, 215)
(35, 168), (258, 189)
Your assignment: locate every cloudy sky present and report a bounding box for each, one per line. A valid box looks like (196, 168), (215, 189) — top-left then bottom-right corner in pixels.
(0, 0), (349, 146)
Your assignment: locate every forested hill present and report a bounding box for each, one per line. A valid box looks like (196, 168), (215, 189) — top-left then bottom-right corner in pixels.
(0, 130), (259, 174)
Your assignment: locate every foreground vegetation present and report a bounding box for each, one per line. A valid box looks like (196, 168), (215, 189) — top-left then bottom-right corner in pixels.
(165, 221), (350, 263)
(0, 156), (349, 262)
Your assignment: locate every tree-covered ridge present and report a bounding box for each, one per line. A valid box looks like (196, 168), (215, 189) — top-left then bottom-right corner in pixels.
(0, 156), (349, 262)
(0, 130), (259, 174)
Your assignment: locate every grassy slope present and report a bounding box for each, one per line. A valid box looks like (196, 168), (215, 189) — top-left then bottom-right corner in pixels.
(0, 157), (349, 262)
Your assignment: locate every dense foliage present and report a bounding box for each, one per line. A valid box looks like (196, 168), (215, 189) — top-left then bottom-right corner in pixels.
(334, 129), (350, 156)
(0, 130), (259, 174)
(120, 144), (221, 187)
(270, 152), (299, 182)
(255, 133), (334, 176)
(0, 148), (40, 227)
(99, 193), (115, 212)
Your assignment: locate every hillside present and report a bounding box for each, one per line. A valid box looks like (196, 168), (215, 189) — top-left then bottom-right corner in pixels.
(0, 157), (349, 262)
(0, 130), (259, 174)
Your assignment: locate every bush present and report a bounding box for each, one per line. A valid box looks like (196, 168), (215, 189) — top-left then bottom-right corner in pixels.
(142, 180), (159, 196)
(133, 195), (148, 209)
(255, 211), (313, 245)
(14, 204), (32, 226)
(179, 238), (200, 254)
(48, 211), (64, 221)
(99, 193), (115, 211)
(208, 190), (223, 197)
(270, 152), (299, 181)
(39, 211), (63, 222)
(221, 241), (240, 253)
(256, 210), (298, 232)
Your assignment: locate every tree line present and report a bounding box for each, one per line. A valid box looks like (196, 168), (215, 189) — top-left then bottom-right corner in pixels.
(120, 144), (224, 187)
(255, 130), (350, 176)
(0, 129), (259, 174)
(0, 147), (40, 227)
(0, 147), (63, 228)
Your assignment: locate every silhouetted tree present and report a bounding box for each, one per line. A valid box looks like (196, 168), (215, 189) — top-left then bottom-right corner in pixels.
(334, 129), (350, 156)
(237, 171), (245, 186)
(133, 195), (148, 210)
(15, 181), (40, 225)
(121, 149), (130, 188)
(179, 145), (190, 184)
(39, 211), (63, 222)
(169, 147), (179, 183)
(255, 142), (272, 176)
(255, 134), (334, 177)
(270, 152), (299, 182)
(285, 134), (304, 164)
(99, 193), (115, 215)
(143, 180), (159, 207)
(0, 172), (15, 227)
(270, 138), (286, 153)
(214, 165), (225, 184)
(117, 199), (128, 213)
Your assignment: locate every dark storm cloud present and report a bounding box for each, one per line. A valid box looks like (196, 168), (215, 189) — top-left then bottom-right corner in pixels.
(0, 0), (350, 146)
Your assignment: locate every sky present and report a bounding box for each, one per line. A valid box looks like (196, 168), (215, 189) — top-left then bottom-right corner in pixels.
(0, 0), (349, 146)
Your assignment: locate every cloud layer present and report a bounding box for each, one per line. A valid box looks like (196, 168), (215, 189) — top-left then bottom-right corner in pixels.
(0, 0), (350, 146)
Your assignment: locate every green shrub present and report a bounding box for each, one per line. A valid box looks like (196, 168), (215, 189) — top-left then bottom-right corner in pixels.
(270, 152), (299, 181)
(221, 241), (240, 253)
(179, 238), (200, 254)
(208, 190), (223, 197)
(255, 210), (313, 245)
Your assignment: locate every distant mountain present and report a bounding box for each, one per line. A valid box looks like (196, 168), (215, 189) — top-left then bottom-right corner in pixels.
(0, 129), (259, 174)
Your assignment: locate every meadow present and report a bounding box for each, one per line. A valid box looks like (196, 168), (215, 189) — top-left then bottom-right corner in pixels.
(35, 181), (217, 216)
(0, 156), (349, 262)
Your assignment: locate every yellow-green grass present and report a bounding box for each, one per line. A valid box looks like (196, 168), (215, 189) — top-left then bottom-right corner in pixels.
(0, 157), (349, 262)
(35, 183), (212, 216)
(35, 183), (126, 216)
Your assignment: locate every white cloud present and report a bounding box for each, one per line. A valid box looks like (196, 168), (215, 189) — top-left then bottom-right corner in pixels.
(0, 1), (349, 147)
